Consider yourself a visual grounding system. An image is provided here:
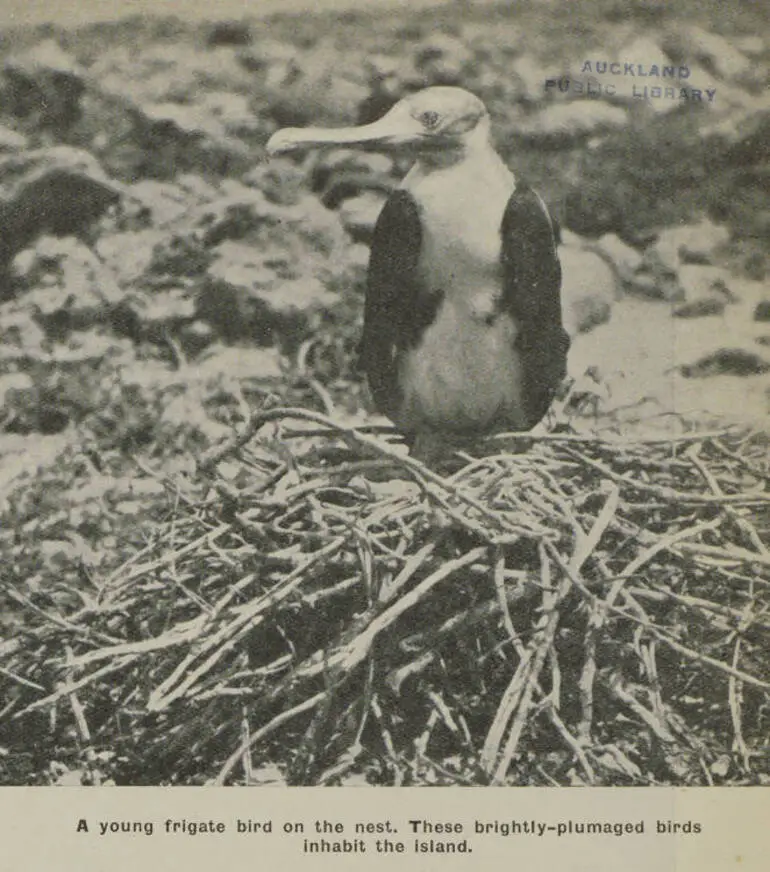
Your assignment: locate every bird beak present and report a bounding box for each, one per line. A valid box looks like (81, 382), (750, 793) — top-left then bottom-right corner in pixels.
(266, 106), (422, 156)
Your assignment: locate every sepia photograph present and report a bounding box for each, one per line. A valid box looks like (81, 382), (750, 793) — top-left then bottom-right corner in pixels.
(0, 0), (768, 815)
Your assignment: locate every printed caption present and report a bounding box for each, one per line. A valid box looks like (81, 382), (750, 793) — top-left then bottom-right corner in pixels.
(76, 815), (703, 855)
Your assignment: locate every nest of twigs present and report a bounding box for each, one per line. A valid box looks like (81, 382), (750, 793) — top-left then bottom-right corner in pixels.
(3, 406), (770, 786)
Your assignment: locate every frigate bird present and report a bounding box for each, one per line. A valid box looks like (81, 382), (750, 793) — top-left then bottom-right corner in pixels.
(267, 87), (569, 457)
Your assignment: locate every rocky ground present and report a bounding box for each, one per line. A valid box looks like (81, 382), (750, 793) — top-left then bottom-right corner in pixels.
(0, 0), (768, 783)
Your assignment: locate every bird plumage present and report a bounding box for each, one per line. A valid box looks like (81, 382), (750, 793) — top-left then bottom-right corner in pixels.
(499, 185), (569, 427)
(266, 86), (570, 454)
(364, 181), (568, 441)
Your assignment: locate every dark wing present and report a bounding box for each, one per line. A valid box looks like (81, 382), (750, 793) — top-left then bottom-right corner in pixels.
(361, 190), (423, 420)
(500, 184), (570, 428)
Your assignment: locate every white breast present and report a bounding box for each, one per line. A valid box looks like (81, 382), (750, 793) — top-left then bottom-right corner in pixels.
(394, 155), (528, 434)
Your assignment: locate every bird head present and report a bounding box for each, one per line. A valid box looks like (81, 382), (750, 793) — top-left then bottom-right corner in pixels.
(266, 87), (490, 158)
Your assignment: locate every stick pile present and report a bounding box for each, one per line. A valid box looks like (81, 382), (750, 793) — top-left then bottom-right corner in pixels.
(3, 407), (770, 785)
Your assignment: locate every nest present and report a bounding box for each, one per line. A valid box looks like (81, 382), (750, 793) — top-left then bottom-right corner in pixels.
(3, 406), (770, 786)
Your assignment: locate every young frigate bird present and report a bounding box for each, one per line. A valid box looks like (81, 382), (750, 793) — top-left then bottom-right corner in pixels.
(267, 87), (569, 457)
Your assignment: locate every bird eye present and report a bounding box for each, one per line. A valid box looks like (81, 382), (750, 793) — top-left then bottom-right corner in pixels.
(419, 110), (441, 129)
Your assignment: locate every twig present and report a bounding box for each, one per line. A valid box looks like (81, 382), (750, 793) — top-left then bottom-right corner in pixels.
(0, 665), (45, 692)
(213, 691), (326, 786)
(493, 546), (525, 658)
(609, 675), (676, 743)
(17, 655), (140, 716)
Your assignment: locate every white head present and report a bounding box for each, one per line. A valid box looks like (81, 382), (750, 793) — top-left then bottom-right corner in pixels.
(266, 87), (491, 162)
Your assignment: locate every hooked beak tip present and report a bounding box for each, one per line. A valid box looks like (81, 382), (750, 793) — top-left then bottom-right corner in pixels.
(265, 132), (294, 157)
